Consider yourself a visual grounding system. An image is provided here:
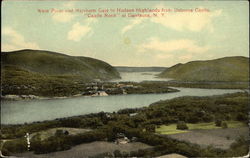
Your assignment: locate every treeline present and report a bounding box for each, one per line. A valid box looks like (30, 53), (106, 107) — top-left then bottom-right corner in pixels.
(141, 92), (248, 125)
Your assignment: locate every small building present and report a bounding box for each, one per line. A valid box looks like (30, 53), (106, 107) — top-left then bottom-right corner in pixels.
(131, 137), (138, 142)
(116, 133), (125, 138)
(129, 113), (138, 117)
(91, 91), (108, 96)
(115, 133), (130, 144)
(115, 137), (129, 144)
(116, 84), (125, 88)
(122, 89), (127, 94)
(124, 85), (134, 88)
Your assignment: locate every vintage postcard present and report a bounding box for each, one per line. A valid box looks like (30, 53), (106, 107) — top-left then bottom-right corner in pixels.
(1, 0), (249, 157)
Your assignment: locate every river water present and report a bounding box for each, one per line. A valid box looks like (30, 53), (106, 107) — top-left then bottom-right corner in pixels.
(111, 71), (172, 82)
(1, 72), (242, 124)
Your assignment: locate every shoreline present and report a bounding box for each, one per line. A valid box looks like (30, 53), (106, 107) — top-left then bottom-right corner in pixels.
(0, 90), (179, 101)
(1, 80), (248, 101)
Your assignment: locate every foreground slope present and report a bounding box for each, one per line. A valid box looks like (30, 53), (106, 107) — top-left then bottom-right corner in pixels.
(159, 56), (249, 82)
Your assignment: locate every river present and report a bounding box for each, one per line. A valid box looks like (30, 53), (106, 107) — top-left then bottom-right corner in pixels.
(111, 71), (172, 82)
(0, 72), (242, 124)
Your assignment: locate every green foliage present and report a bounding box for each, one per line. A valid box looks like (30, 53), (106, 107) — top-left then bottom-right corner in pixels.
(32, 135), (71, 154)
(142, 92), (248, 125)
(113, 150), (122, 157)
(1, 120), (60, 139)
(215, 119), (222, 127)
(225, 136), (249, 157)
(176, 121), (188, 130)
(236, 113), (248, 121)
(2, 138), (27, 153)
(221, 122), (228, 129)
(145, 125), (156, 132)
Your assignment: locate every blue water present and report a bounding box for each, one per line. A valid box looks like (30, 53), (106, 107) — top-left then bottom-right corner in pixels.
(1, 87), (241, 124)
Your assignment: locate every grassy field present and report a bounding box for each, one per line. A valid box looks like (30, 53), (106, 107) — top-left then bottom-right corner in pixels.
(156, 121), (246, 135)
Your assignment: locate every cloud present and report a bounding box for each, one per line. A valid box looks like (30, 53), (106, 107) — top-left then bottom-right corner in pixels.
(2, 27), (40, 51)
(151, 5), (222, 32)
(67, 22), (92, 41)
(121, 18), (144, 34)
(138, 38), (210, 53)
(67, 18), (97, 41)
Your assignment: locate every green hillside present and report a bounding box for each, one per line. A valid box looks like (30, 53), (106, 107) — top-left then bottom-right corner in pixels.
(1, 49), (120, 96)
(159, 56), (249, 82)
(1, 49), (120, 80)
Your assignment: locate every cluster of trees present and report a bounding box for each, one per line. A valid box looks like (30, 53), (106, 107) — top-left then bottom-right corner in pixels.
(141, 92), (248, 125)
(215, 119), (228, 128)
(176, 121), (188, 130)
(1, 121), (60, 139)
(1, 138), (27, 155)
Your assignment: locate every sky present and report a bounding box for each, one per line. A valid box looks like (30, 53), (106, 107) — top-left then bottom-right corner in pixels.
(1, 0), (249, 67)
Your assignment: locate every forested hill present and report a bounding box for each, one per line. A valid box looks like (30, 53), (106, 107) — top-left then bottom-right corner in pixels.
(1, 49), (120, 81)
(1, 49), (120, 96)
(159, 56), (249, 82)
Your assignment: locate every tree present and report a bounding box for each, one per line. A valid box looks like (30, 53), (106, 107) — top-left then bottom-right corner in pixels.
(176, 121), (188, 130)
(222, 122), (228, 129)
(55, 129), (64, 136)
(113, 150), (122, 157)
(145, 125), (156, 132)
(215, 119), (222, 127)
(236, 113), (247, 121)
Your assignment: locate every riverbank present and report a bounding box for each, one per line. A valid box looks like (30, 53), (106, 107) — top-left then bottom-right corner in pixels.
(147, 80), (249, 89)
(2, 80), (248, 101)
(1, 82), (179, 101)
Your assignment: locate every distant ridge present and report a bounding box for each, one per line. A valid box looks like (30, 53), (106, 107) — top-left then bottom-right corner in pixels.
(115, 66), (167, 72)
(159, 56), (249, 82)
